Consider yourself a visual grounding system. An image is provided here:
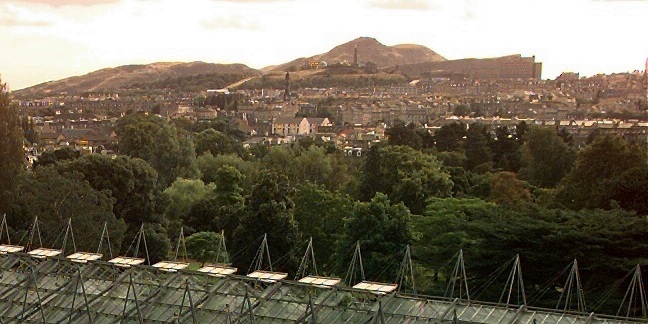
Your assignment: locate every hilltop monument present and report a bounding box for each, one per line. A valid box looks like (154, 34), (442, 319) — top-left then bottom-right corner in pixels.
(284, 71), (290, 101)
(353, 44), (358, 66)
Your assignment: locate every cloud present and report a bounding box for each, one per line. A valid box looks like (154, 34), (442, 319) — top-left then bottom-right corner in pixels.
(0, 3), (56, 26)
(0, 14), (51, 27)
(7, 0), (119, 7)
(367, 0), (435, 10)
(212, 0), (292, 2)
(201, 16), (261, 30)
(462, 0), (477, 20)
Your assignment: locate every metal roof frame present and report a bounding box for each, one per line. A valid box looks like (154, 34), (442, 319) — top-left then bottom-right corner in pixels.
(0, 253), (644, 324)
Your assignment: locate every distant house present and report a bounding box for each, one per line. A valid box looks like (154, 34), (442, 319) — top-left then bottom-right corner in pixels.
(271, 117), (332, 136)
(305, 117), (332, 134)
(39, 132), (65, 149)
(242, 135), (294, 148)
(271, 117), (310, 136)
(62, 129), (112, 153)
(194, 108), (218, 121)
(37, 129), (114, 153)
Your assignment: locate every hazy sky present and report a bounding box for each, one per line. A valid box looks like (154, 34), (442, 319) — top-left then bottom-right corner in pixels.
(1, 0), (646, 90)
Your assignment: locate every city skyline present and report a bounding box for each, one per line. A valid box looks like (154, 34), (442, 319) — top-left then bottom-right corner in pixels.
(1, 0), (647, 90)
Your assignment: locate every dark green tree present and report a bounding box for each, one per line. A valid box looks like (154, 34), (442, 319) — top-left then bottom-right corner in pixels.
(163, 178), (214, 239)
(185, 165), (245, 237)
(260, 146), (297, 182)
(186, 165), (246, 236)
(357, 145), (453, 214)
(489, 171), (531, 206)
(57, 154), (160, 225)
(144, 223), (172, 263)
(171, 118), (194, 136)
(557, 134), (647, 212)
(413, 198), (495, 290)
(292, 183), (354, 272)
(185, 231), (228, 266)
(7, 167), (125, 254)
(465, 123), (492, 170)
(435, 122), (467, 152)
(247, 143), (270, 159)
(604, 166), (648, 215)
(435, 151), (466, 168)
(463, 206), (647, 310)
(212, 165), (246, 206)
(194, 128), (243, 157)
(515, 121), (529, 143)
(453, 104), (471, 116)
(466, 172), (493, 199)
(197, 152), (259, 195)
(490, 126), (521, 171)
(0, 79), (24, 214)
(519, 127), (575, 188)
(386, 120), (422, 150)
(417, 128), (436, 150)
(149, 124), (200, 188)
(443, 166), (472, 197)
(21, 117), (38, 145)
(557, 127), (574, 146)
(33, 146), (81, 168)
(164, 179), (214, 220)
(192, 117), (247, 141)
(293, 146), (351, 191)
(337, 193), (415, 282)
(115, 113), (165, 160)
(230, 171), (300, 274)
(119, 223), (171, 264)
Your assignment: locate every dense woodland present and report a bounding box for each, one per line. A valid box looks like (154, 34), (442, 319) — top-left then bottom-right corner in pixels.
(1, 78), (647, 316)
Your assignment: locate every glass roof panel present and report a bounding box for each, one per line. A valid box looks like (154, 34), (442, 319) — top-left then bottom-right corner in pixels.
(247, 270), (288, 282)
(0, 244), (24, 254)
(67, 251), (102, 263)
(152, 260), (189, 272)
(28, 248), (62, 258)
(108, 256), (145, 267)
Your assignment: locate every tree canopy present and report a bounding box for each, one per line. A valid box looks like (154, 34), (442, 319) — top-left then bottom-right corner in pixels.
(557, 134), (647, 212)
(519, 127), (575, 188)
(337, 193), (415, 283)
(0, 79), (24, 214)
(185, 231), (228, 266)
(6, 167), (125, 254)
(230, 171), (300, 273)
(57, 154), (160, 225)
(358, 145), (453, 214)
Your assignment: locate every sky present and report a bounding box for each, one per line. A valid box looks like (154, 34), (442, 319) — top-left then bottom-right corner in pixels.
(1, 0), (647, 90)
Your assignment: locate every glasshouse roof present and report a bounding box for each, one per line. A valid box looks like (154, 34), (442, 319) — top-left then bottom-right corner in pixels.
(0, 252), (645, 323)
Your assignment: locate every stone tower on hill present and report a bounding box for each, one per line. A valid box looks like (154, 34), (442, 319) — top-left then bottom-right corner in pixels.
(353, 44), (358, 66)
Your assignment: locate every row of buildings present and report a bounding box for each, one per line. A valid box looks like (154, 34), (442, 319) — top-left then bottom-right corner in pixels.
(25, 106), (645, 156)
(399, 54), (543, 80)
(15, 65), (646, 156)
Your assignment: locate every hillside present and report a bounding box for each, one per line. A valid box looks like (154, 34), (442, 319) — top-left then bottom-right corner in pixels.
(14, 38), (444, 96)
(271, 37), (446, 72)
(238, 69), (407, 90)
(15, 62), (261, 97)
